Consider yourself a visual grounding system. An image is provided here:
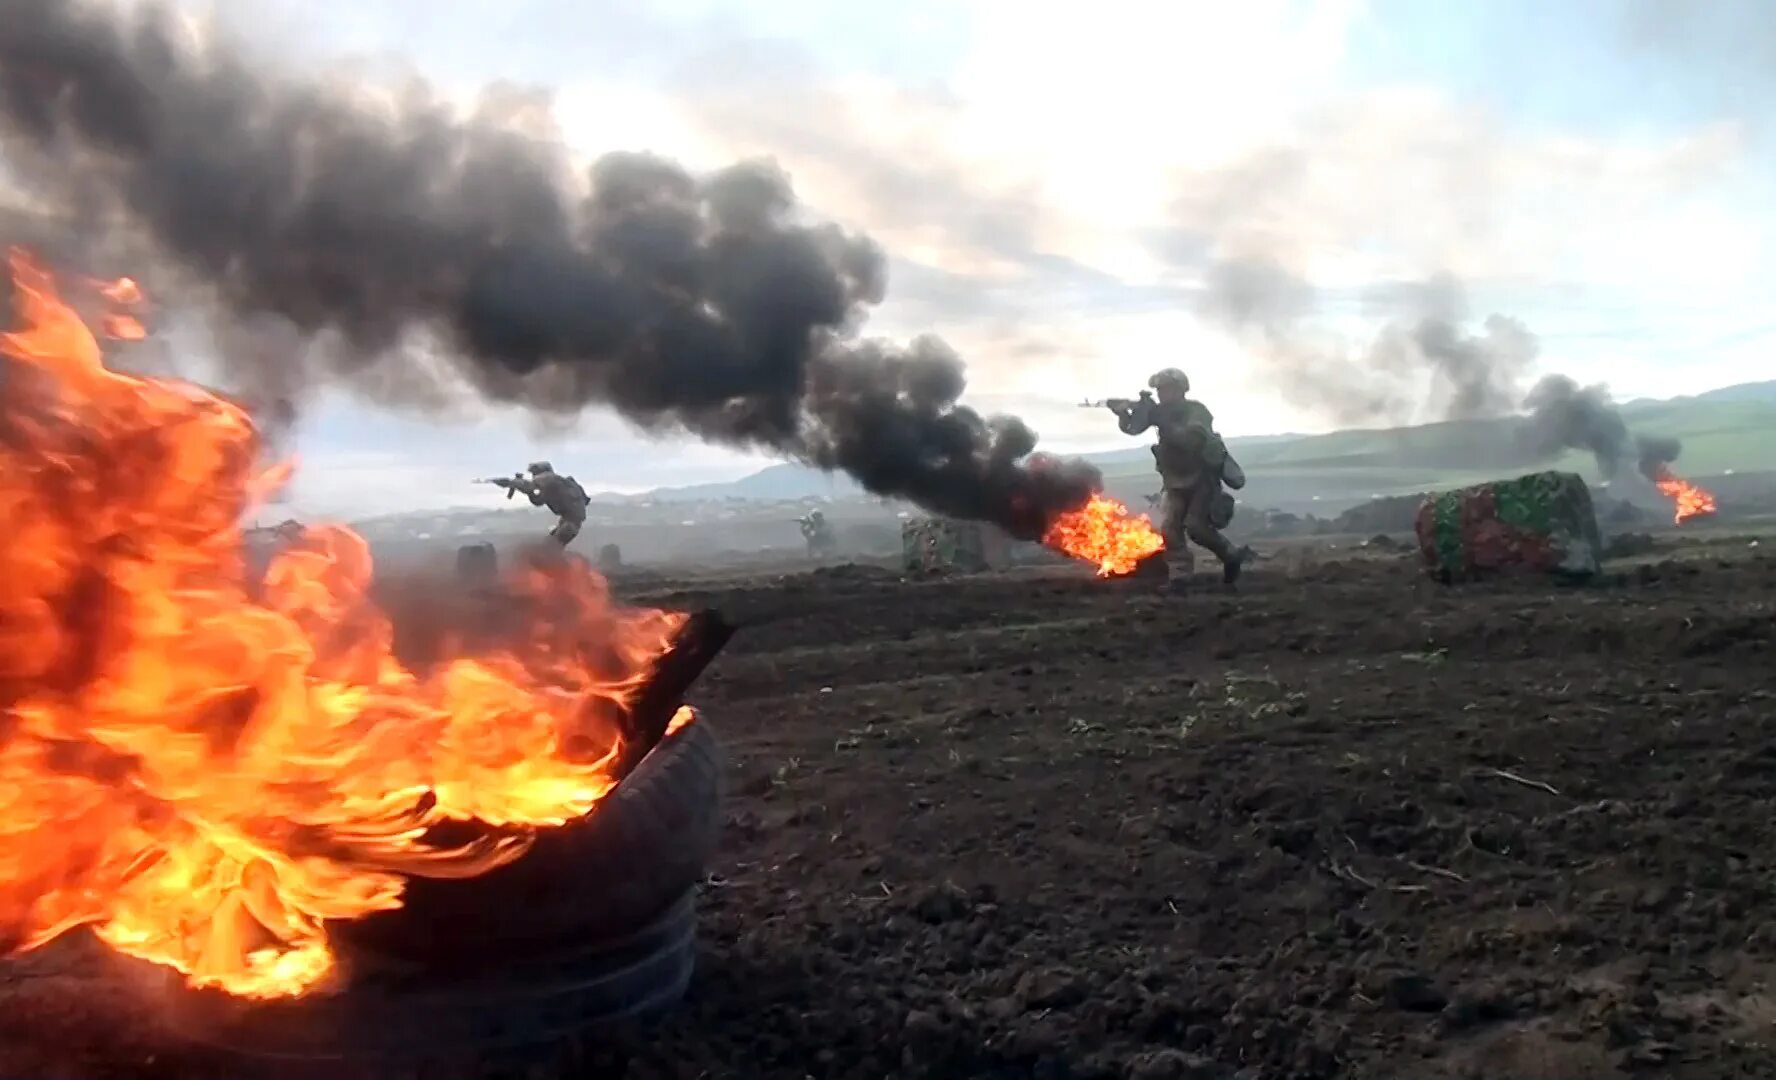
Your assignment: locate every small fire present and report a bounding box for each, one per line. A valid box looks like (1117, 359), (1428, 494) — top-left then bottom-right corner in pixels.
(88, 272), (148, 341)
(1043, 493), (1166, 576)
(1651, 465), (1717, 525)
(0, 248), (688, 999)
(95, 275), (144, 305)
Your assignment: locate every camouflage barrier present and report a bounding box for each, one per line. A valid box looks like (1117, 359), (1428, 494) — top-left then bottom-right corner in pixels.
(901, 518), (1008, 574)
(1415, 470), (1604, 583)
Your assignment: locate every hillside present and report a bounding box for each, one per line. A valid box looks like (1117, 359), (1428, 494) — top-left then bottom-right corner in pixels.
(593, 463), (864, 503)
(626, 380), (1776, 515)
(1694, 381), (1776, 404)
(1163, 388), (1775, 515)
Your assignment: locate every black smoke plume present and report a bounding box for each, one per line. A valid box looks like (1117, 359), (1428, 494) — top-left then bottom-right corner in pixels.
(0, 0), (1098, 538)
(1520, 374), (1681, 482)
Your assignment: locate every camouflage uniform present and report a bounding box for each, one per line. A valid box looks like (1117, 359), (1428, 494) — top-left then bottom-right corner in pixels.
(1120, 369), (1252, 583)
(513, 461), (589, 546)
(799, 511), (836, 556)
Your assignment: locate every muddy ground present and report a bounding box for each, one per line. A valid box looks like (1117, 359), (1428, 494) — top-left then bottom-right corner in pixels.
(5, 533), (1776, 1079)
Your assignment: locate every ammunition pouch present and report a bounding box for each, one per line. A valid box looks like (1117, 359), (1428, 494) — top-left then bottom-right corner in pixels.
(1209, 490), (1236, 530)
(1221, 451), (1246, 491)
(1198, 430), (1226, 468)
(1195, 431), (1245, 491)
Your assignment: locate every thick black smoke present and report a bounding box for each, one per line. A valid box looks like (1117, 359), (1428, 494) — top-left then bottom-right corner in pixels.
(1520, 374), (1681, 482)
(0, 0), (1098, 538)
(1195, 259), (1539, 426)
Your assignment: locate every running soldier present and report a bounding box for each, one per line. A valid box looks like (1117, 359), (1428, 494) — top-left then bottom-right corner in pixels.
(1103, 369), (1253, 583)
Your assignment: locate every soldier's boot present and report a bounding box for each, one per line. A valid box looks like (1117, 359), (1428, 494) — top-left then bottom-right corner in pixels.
(1190, 527), (1252, 586)
(1220, 544), (1256, 585)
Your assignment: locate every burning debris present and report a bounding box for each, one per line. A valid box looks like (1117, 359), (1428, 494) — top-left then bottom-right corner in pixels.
(1521, 375), (1717, 524)
(1650, 464), (1718, 524)
(0, 0), (1100, 546)
(1042, 495), (1166, 577)
(0, 248), (729, 1000)
(897, 497), (1167, 577)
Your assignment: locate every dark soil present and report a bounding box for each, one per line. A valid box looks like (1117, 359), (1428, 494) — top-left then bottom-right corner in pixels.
(6, 538), (1776, 1079)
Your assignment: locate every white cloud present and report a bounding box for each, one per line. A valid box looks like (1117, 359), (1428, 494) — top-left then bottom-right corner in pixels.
(1159, 91), (1755, 289)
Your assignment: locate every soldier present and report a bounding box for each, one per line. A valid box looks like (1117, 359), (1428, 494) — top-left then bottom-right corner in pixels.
(798, 509), (836, 557)
(504, 461), (590, 547)
(1106, 369), (1253, 583)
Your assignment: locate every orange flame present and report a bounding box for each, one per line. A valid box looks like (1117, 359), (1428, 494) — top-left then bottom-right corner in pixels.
(95, 275), (144, 305)
(85, 273), (148, 341)
(0, 248), (688, 999)
(100, 312), (148, 341)
(1651, 465), (1717, 525)
(1043, 494), (1166, 576)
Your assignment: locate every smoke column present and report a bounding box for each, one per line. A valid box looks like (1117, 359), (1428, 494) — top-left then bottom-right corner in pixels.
(1520, 374), (1682, 482)
(1194, 259), (1539, 426)
(0, 0), (1099, 538)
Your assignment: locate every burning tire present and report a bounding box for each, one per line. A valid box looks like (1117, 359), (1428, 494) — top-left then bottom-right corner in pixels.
(335, 714), (726, 968)
(165, 719), (725, 1059)
(455, 540), (498, 585)
(164, 891), (702, 1060)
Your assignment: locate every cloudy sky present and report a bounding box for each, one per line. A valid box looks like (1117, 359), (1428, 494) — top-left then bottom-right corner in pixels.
(140, 1), (1776, 513)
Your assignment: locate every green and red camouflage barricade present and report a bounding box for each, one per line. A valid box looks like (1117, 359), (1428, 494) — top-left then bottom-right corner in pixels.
(901, 518), (1009, 574)
(1414, 470), (1604, 583)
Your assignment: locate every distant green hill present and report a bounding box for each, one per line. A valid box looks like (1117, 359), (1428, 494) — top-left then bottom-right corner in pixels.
(1692, 381), (1776, 405)
(628, 380), (1776, 513)
(603, 463), (865, 502)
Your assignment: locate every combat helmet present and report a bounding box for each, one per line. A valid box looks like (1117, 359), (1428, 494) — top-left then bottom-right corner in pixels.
(1148, 368), (1189, 394)
(527, 460), (554, 475)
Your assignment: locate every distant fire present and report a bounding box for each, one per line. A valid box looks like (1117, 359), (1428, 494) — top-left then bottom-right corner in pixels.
(1651, 465), (1717, 525)
(1043, 494), (1165, 576)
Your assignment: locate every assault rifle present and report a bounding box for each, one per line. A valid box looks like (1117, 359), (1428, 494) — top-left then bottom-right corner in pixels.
(473, 473), (528, 500)
(1078, 390), (1157, 435)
